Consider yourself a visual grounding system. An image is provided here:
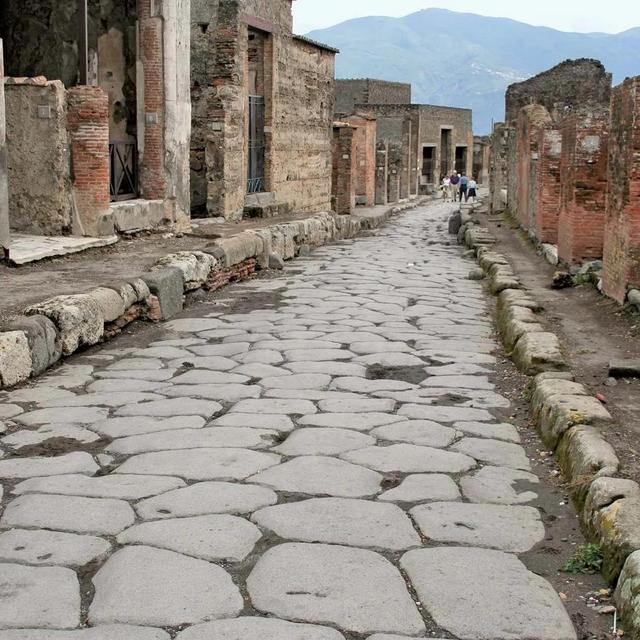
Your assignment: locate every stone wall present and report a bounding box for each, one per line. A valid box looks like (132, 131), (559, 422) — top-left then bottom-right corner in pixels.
(332, 125), (356, 215)
(0, 40), (9, 256)
(473, 136), (491, 185)
(346, 116), (377, 206)
(506, 59), (612, 125)
(335, 79), (412, 116)
(4, 79), (73, 235)
(603, 78), (640, 303)
(489, 123), (512, 212)
(557, 109), (610, 265)
(270, 36), (334, 215)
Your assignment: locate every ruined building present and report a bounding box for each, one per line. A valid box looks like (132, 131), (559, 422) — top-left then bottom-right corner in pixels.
(190, 0), (337, 220)
(0, 0), (191, 249)
(490, 58), (640, 305)
(334, 79), (474, 211)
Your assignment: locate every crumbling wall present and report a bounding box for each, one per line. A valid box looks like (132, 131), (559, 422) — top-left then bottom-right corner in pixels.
(5, 79), (73, 235)
(557, 109), (609, 265)
(0, 40), (10, 255)
(489, 123), (512, 212)
(603, 77), (640, 303)
(242, 0), (293, 33)
(271, 36), (335, 214)
(335, 79), (411, 116)
(506, 59), (612, 125)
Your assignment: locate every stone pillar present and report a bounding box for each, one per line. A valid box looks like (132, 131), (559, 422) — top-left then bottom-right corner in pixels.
(332, 125), (356, 215)
(375, 142), (388, 205)
(0, 40), (10, 258)
(400, 117), (411, 200)
(603, 77), (640, 303)
(67, 86), (112, 237)
(387, 142), (402, 204)
(557, 110), (609, 265)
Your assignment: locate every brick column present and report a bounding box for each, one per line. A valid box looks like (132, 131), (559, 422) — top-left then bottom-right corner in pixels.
(138, 0), (167, 202)
(603, 77), (640, 303)
(0, 40), (10, 257)
(332, 125), (356, 215)
(557, 110), (609, 265)
(67, 86), (112, 237)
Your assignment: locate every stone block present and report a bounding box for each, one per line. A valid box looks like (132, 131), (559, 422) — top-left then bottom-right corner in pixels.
(448, 212), (462, 235)
(130, 278), (151, 302)
(609, 360), (640, 379)
(269, 254), (285, 270)
(26, 294), (104, 355)
(142, 269), (184, 320)
(0, 330), (32, 387)
(153, 252), (216, 290)
(512, 332), (566, 376)
(211, 234), (262, 268)
(111, 199), (167, 232)
(584, 477), (640, 582)
(6, 315), (61, 376)
(615, 551), (640, 639)
(88, 287), (126, 323)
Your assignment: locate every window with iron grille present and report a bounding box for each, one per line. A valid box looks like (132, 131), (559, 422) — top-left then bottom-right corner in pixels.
(248, 96), (266, 194)
(110, 141), (138, 202)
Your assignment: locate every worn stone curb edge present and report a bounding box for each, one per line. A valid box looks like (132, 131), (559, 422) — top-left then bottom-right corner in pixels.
(0, 200), (424, 391)
(458, 211), (640, 639)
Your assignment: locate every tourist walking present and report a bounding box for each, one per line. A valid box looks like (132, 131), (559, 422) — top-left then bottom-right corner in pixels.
(449, 172), (460, 202)
(441, 176), (451, 201)
(459, 173), (469, 202)
(467, 177), (477, 203)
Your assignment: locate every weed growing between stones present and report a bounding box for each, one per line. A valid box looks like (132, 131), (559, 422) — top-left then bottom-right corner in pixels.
(562, 543), (604, 574)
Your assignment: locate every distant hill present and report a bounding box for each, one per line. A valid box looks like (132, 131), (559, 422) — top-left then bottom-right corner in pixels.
(307, 9), (640, 133)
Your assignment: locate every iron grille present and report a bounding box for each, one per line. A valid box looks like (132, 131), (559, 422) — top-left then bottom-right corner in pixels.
(110, 141), (138, 202)
(248, 95), (266, 194)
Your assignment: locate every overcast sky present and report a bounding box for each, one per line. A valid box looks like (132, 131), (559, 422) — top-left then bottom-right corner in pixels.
(293, 1), (639, 35)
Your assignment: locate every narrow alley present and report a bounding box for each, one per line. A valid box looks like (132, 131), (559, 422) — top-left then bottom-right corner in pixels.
(0, 200), (587, 639)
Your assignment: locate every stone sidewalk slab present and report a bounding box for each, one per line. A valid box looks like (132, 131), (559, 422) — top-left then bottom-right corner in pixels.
(176, 618), (345, 640)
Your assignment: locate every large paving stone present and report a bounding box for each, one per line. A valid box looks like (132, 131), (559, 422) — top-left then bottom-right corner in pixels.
(0, 452), (99, 479)
(356, 353), (426, 367)
(259, 373), (332, 390)
(317, 398), (396, 413)
(0, 529), (111, 567)
(454, 420), (521, 443)
(0, 404), (23, 419)
(0, 563), (80, 629)
(188, 343), (251, 357)
(116, 399), (222, 419)
(106, 427), (276, 455)
(341, 444), (475, 474)
(298, 413), (405, 431)
(460, 466), (540, 504)
(422, 374), (494, 390)
(0, 626), (170, 639)
(248, 456), (382, 497)
(212, 413), (295, 433)
(398, 404), (493, 423)
(330, 377), (416, 393)
(91, 416), (206, 438)
(170, 370), (249, 385)
(168, 356), (238, 370)
(37, 391), (162, 408)
(230, 399), (317, 415)
(116, 448), (281, 481)
(379, 474), (461, 503)
(247, 543), (425, 636)
(117, 514), (262, 562)
(14, 407), (109, 426)
(252, 498), (420, 550)
(106, 358), (164, 371)
(410, 502), (544, 552)
(165, 318), (225, 333)
(89, 546), (243, 627)
(1, 494), (135, 536)
(176, 618), (345, 640)
(284, 361), (368, 377)
(401, 547), (576, 640)
(162, 384), (262, 402)
(2, 424), (101, 450)
(371, 420), (457, 448)
(274, 428), (375, 456)
(452, 437), (531, 470)
(136, 481), (278, 519)
(232, 363), (292, 378)
(13, 473), (186, 500)
(285, 350), (354, 362)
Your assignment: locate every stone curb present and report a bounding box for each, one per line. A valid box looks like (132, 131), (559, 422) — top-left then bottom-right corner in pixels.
(456, 209), (640, 638)
(0, 201), (424, 391)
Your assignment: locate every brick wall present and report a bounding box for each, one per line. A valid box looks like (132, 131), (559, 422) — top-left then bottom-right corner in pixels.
(557, 110), (609, 264)
(138, 0), (167, 202)
(67, 86), (111, 236)
(332, 125), (356, 215)
(603, 78), (640, 303)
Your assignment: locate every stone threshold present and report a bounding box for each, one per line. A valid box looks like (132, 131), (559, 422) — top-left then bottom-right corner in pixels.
(7, 234), (119, 265)
(456, 206), (640, 639)
(0, 200), (427, 392)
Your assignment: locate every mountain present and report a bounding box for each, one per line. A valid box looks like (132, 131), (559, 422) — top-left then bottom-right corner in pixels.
(306, 9), (640, 134)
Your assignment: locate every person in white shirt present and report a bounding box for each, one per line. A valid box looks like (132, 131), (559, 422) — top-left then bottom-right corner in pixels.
(467, 178), (478, 203)
(441, 176), (451, 201)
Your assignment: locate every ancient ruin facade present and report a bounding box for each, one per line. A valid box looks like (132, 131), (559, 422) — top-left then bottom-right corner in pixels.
(0, 41), (9, 258)
(191, 0), (337, 221)
(0, 0), (191, 243)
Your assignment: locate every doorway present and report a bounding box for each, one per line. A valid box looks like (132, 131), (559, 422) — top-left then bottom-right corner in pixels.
(422, 146), (435, 184)
(440, 128), (452, 177)
(455, 146), (468, 175)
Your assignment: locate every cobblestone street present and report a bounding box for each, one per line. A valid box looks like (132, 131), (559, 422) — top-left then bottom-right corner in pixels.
(0, 200), (579, 639)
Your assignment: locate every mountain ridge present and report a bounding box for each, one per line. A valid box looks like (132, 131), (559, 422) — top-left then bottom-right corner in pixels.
(306, 8), (640, 133)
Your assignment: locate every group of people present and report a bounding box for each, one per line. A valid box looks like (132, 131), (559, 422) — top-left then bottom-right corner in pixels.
(441, 172), (477, 203)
